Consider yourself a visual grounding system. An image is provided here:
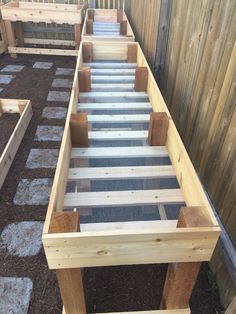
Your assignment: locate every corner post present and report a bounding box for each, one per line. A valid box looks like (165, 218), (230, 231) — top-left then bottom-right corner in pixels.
(49, 212), (87, 314)
(161, 206), (212, 309)
(4, 21), (16, 58)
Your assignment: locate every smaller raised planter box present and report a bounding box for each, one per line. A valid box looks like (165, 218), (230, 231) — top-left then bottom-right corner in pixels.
(0, 98), (32, 189)
(82, 9), (135, 42)
(0, 1), (85, 57)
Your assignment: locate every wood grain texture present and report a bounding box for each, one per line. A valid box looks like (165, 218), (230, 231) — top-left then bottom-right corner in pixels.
(126, 0), (236, 307)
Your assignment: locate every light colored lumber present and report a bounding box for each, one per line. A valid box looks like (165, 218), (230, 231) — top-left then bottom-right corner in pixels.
(1, 2), (84, 24)
(91, 83), (134, 91)
(91, 68), (136, 75)
(8, 46), (78, 56)
(68, 165), (175, 181)
(79, 91), (148, 99)
(92, 75), (135, 83)
(43, 226), (220, 268)
(88, 130), (148, 140)
(87, 114), (149, 123)
(81, 220), (178, 232)
(78, 102), (151, 110)
(71, 146), (168, 159)
(84, 62), (137, 68)
(23, 38), (75, 47)
(90, 310), (191, 314)
(64, 189), (184, 208)
(0, 99), (32, 189)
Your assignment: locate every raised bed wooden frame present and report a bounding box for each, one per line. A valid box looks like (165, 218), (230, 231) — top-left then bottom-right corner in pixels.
(0, 98), (32, 189)
(42, 41), (220, 314)
(81, 8), (135, 42)
(0, 1), (85, 57)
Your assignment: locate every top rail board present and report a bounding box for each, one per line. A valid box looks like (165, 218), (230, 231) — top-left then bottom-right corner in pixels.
(1, 2), (85, 24)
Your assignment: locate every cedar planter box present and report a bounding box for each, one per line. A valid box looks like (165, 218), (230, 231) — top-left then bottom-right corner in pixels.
(82, 9), (135, 42)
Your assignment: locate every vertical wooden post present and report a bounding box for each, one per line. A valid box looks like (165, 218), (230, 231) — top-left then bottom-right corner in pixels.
(49, 212), (87, 314)
(117, 9), (123, 22)
(148, 112), (169, 146)
(78, 67), (91, 92)
(120, 20), (127, 35)
(134, 67), (148, 92)
(86, 19), (93, 35)
(74, 24), (81, 50)
(127, 44), (137, 63)
(70, 113), (89, 147)
(15, 21), (24, 47)
(161, 207), (212, 309)
(88, 9), (94, 20)
(82, 42), (93, 62)
(4, 21), (16, 58)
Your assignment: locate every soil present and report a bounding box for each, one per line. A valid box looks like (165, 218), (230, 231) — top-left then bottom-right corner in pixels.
(0, 113), (20, 155)
(0, 53), (224, 314)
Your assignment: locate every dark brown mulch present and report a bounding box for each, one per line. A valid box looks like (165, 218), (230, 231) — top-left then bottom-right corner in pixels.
(0, 113), (20, 155)
(0, 53), (224, 314)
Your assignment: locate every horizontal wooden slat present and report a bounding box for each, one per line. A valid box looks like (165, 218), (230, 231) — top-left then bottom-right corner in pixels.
(71, 146), (168, 159)
(64, 189), (184, 208)
(68, 165), (175, 180)
(93, 31), (120, 37)
(90, 310), (191, 314)
(84, 62), (137, 69)
(92, 75), (135, 83)
(24, 38), (75, 47)
(87, 114), (149, 123)
(8, 46), (78, 56)
(88, 130), (148, 140)
(78, 102), (151, 110)
(93, 22), (120, 27)
(91, 69), (136, 75)
(79, 91), (148, 98)
(91, 83), (134, 91)
(81, 220), (178, 232)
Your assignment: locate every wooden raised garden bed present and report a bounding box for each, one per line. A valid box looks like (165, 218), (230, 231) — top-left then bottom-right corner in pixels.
(0, 1), (85, 57)
(82, 9), (135, 42)
(42, 41), (220, 314)
(0, 98), (32, 189)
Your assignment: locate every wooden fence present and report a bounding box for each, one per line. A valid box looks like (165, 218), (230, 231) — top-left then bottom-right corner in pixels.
(125, 0), (236, 309)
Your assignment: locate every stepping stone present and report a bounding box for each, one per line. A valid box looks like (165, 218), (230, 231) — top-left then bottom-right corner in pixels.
(52, 78), (73, 89)
(0, 74), (15, 84)
(0, 277), (33, 313)
(47, 90), (70, 102)
(34, 125), (63, 141)
(1, 65), (24, 72)
(13, 178), (52, 205)
(0, 221), (43, 257)
(55, 67), (74, 76)
(42, 107), (67, 120)
(26, 148), (59, 168)
(0, 87), (3, 93)
(33, 62), (53, 69)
